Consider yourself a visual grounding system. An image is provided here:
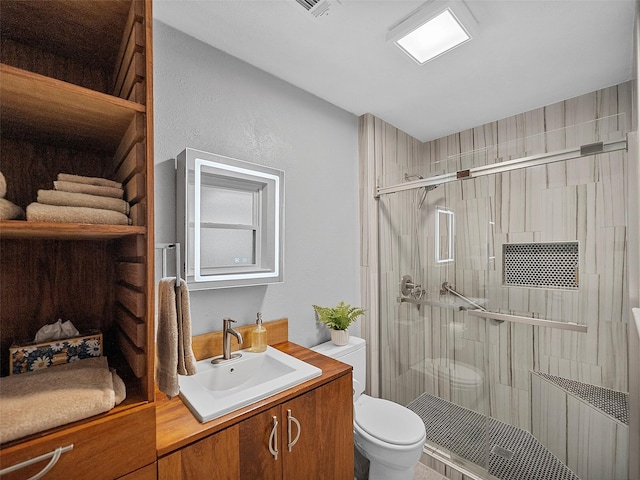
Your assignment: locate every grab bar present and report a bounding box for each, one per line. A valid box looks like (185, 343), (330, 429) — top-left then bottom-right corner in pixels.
(440, 282), (488, 312)
(467, 309), (588, 333)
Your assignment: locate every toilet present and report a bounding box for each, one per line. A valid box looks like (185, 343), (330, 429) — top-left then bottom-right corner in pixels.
(311, 337), (426, 480)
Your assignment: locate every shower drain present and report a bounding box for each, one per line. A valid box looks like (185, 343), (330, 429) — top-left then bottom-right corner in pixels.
(491, 445), (514, 461)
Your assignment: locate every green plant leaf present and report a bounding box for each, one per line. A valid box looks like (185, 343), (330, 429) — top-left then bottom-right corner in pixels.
(312, 301), (365, 330)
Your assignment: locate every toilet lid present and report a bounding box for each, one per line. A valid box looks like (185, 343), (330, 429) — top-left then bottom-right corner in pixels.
(355, 397), (425, 446)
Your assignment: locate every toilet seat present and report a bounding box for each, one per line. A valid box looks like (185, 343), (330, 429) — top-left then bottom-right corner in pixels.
(354, 396), (425, 446)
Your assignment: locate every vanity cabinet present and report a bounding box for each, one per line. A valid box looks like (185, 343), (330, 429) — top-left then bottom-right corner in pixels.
(0, 0), (156, 477)
(158, 364), (354, 480)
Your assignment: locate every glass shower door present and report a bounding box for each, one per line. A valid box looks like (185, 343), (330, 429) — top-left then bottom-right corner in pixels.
(378, 186), (492, 476)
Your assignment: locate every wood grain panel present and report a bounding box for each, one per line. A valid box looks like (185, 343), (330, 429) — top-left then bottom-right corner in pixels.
(238, 407), (282, 480)
(129, 202), (146, 227)
(116, 261), (146, 288)
(158, 426), (240, 480)
(191, 318), (288, 361)
(113, 22), (145, 99)
(116, 142), (146, 184)
(114, 113), (146, 170)
(0, 403), (155, 480)
(117, 284), (146, 318)
(125, 173), (147, 205)
(117, 235), (147, 260)
(118, 463), (157, 480)
(112, 0), (145, 94)
(118, 329), (146, 378)
(1, 65), (145, 153)
(119, 53), (146, 102)
(116, 305), (147, 349)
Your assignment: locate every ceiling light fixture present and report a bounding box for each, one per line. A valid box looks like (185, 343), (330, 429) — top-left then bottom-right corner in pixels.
(388, 1), (477, 65)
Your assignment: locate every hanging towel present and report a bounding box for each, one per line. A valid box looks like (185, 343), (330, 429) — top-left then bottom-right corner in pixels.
(26, 202), (131, 225)
(54, 180), (124, 199)
(156, 278), (197, 398)
(57, 173), (122, 189)
(38, 189), (130, 215)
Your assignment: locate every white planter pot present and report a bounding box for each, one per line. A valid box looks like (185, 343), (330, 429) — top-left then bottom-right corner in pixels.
(331, 329), (349, 346)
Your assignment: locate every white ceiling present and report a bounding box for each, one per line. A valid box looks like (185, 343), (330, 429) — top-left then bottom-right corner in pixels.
(153, 0), (636, 142)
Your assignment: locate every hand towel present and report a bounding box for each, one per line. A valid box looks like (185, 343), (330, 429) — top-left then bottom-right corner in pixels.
(0, 356), (124, 443)
(57, 173), (122, 189)
(38, 189), (130, 214)
(0, 198), (25, 220)
(54, 180), (124, 199)
(156, 278), (197, 398)
(0, 171), (6, 198)
(27, 202), (131, 225)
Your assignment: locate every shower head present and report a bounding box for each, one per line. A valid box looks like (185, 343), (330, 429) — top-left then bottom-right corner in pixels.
(404, 173), (441, 209)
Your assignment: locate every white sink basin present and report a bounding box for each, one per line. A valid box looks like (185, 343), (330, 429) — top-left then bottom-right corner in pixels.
(178, 346), (322, 422)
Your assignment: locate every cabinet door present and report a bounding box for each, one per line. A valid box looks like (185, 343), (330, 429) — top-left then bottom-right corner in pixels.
(239, 406), (282, 480)
(282, 374), (354, 480)
(158, 426), (239, 480)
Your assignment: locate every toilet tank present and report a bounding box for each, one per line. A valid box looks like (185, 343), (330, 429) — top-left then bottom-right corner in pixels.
(311, 336), (366, 395)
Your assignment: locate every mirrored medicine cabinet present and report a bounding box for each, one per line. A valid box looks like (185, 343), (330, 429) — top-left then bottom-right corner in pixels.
(176, 148), (284, 289)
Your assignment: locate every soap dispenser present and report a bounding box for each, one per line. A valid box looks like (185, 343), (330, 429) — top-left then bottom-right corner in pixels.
(250, 312), (267, 353)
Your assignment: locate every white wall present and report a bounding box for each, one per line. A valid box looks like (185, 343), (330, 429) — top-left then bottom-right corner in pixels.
(153, 21), (360, 346)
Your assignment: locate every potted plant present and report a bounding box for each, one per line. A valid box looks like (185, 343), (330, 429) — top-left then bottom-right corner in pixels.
(312, 301), (365, 345)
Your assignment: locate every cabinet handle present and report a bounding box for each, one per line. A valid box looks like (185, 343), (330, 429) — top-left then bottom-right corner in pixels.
(0, 444), (73, 479)
(287, 409), (301, 452)
(269, 416), (279, 460)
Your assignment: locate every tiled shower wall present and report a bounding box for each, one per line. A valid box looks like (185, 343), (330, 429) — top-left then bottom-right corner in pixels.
(360, 81), (632, 430)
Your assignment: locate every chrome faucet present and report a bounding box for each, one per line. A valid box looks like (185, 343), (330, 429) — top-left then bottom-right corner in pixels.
(213, 317), (243, 364)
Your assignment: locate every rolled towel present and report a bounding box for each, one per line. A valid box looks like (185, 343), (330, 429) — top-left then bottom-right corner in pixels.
(38, 189), (130, 215)
(0, 356), (123, 443)
(0, 171), (6, 198)
(26, 202), (131, 225)
(0, 198), (25, 220)
(54, 180), (123, 199)
(57, 173), (122, 189)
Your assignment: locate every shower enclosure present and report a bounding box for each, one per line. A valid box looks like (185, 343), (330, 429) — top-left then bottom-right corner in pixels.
(365, 94), (632, 480)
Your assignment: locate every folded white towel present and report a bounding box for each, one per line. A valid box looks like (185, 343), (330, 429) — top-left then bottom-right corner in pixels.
(0, 198), (25, 220)
(57, 173), (122, 189)
(27, 202), (131, 225)
(156, 278), (197, 398)
(38, 189), (130, 215)
(0, 171), (6, 198)
(0, 357), (125, 443)
(54, 180), (124, 199)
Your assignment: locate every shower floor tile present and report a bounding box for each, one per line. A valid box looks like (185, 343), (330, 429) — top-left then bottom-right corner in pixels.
(407, 393), (582, 480)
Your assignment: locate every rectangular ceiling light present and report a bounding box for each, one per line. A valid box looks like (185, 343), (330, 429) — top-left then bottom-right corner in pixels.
(395, 8), (471, 64)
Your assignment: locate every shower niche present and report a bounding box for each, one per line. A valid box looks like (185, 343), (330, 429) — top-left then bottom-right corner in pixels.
(176, 148), (284, 290)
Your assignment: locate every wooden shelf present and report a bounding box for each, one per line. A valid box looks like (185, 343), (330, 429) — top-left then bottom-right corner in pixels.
(0, 220), (145, 240)
(0, 64), (145, 152)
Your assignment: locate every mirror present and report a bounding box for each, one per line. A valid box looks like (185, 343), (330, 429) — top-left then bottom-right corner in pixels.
(176, 148), (284, 289)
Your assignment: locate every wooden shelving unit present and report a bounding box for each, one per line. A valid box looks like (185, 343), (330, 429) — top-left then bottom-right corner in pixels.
(0, 1), (156, 477)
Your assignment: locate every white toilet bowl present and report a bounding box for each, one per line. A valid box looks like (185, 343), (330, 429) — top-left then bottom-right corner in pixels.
(354, 394), (427, 480)
(311, 337), (426, 480)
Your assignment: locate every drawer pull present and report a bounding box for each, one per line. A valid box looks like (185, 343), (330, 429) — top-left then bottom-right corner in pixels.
(0, 444), (74, 479)
(287, 409), (301, 452)
(268, 416), (279, 460)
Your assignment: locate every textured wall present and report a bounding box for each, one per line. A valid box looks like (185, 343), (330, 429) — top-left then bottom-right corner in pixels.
(153, 21), (360, 346)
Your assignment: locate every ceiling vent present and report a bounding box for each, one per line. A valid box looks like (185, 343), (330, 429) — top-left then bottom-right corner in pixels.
(293, 0), (342, 19)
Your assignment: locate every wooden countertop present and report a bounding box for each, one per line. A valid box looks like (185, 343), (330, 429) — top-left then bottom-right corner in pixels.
(155, 341), (352, 457)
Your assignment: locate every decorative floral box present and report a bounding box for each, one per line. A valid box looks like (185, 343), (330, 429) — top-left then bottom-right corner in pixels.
(9, 332), (103, 375)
